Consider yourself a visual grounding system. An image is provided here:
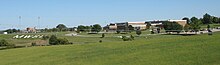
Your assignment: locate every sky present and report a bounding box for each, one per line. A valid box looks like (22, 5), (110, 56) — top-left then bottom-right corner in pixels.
(0, 0), (219, 30)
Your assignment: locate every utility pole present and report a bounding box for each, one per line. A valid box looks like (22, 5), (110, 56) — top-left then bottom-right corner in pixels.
(19, 16), (22, 30)
(38, 16), (40, 29)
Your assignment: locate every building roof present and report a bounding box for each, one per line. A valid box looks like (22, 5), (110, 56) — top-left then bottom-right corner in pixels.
(168, 20), (187, 22)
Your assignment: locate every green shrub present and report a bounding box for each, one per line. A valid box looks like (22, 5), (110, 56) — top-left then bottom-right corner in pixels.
(42, 35), (50, 40)
(49, 35), (58, 45)
(49, 35), (71, 45)
(99, 40), (102, 43)
(0, 39), (9, 47)
(136, 30), (142, 35)
(122, 36), (132, 41)
(31, 42), (37, 46)
(116, 30), (121, 34)
(163, 21), (183, 33)
(101, 33), (105, 38)
(57, 38), (70, 45)
(130, 35), (134, 40)
(0, 39), (14, 48)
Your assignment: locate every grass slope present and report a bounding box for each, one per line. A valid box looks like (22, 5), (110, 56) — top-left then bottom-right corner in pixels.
(0, 32), (220, 65)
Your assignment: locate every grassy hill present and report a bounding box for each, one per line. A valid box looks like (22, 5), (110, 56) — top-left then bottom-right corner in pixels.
(0, 32), (220, 65)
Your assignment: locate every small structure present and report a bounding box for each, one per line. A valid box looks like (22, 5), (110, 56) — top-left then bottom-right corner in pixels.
(26, 27), (37, 33)
(3, 32), (8, 34)
(104, 23), (117, 32)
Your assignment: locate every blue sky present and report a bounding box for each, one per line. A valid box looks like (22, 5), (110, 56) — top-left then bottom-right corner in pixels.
(0, 0), (219, 30)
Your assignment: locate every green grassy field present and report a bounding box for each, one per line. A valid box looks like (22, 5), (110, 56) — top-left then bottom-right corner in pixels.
(0, 32), (220, 65)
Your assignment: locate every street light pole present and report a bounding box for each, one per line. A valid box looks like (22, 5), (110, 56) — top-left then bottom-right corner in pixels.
(38, 16), (40, 29)
(19, 16), (22, 30)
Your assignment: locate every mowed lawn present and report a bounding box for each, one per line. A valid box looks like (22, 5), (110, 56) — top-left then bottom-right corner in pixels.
(0, 32), (220, 65)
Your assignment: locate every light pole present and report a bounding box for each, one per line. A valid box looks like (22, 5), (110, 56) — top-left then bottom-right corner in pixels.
(38, 16), (40, 29)
(19, 16), (22, 30)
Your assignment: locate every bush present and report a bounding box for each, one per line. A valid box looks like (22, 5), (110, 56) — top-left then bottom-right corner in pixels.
(163, 21), (183, 33)
(31, 42), (37, 46)
(42, 35), (50, 40)
(101, 33), (105, 38)
(122, 36), (132, 41)
(99, 40), (102, 43)
(0, 39), (14, 48)
(116, 30), (121, 34)
(130, 35), (134, 40)
(57, 38), (70, 45)
(0, 39), (9, 47)
(49, 35), (71, 45)
(49, 35), (58, 45)
(136, 30), (142, 35)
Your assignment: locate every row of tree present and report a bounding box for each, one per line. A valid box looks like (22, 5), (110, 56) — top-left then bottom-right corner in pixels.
(182, 13), (220, 24)
(40, 24), (102, 33)
(77, 24), (102, 32)
(41, 24), (71, 32)
(181, 13), (218, 33)
(3, 29), (20, 33)
(164, 13), (219, 33)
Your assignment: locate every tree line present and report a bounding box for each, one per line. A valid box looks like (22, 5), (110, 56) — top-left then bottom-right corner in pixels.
(163, 13), (220, 33)
(40, 24), (102, 33)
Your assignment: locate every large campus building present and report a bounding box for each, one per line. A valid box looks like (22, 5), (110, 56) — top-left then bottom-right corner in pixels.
(104, 20), (187, 32)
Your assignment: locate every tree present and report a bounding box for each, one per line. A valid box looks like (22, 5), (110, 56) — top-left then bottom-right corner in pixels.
(218, 18), (220, 24)
(77, 25), (86, 32)
(85, 26), (91, 32)
(101, 33), (105, 38)
(12, 29), (19, 33)
(4, 29), (19, 34)
(213, 17), (219, 24)
(190, 17), (202, 34)
(202, 13), (213, 24)
(146, 22), (151, 29)
(163, 21), (183, 33)
(44, 28), (49, 32)
(163, 21), (172, 33)
(56, 24), (67, 32)
(172, 22), (183, 33)
(136, 30), (142, 36)
(91, 24), (102, 32)
(182, 17), (191, 24)
(49, 35), (58, 45)
(207, 24), (211, 30)
(52, 28), (59, 32)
